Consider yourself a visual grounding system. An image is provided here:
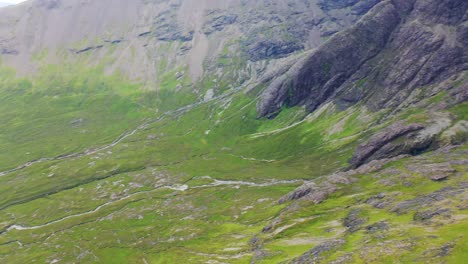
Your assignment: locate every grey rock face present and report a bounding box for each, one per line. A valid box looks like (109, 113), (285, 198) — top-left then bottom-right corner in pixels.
(278, 183), (315, 204)
(236, 0), (382, 62)
(257, 1), (401, 117)
(277, 181), (337, 205)
(0, 0), (382, 80)
(257, 0), (467, 118)
(203, 11), (237, 35)
(349, 122), (425, 168)
(243, 38), (304, 62)
(154, 9), (194, 42)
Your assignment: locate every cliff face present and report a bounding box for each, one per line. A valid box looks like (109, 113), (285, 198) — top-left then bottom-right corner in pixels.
(257, 0), (467, 118)
(0, 0), (379, 85)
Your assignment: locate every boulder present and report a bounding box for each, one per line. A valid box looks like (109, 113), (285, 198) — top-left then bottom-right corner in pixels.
(349, 122), (425, 168)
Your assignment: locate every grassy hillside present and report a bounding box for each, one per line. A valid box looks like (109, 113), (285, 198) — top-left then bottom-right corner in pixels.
(0, 65), (466, 263)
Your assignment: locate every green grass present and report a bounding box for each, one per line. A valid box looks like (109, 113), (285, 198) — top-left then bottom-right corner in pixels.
(0, 65), (150, 171)
(0, 64), (466, 263)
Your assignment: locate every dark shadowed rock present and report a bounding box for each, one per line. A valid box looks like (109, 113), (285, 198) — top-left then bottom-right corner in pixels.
(278, 183), (315, 204)
(278, 181), (338, 205)
(343, 209), (367, 232)
(244, 39), (304, 62)
(257, 0), (467, 119)
(257, 1), (401, 117)
(349, 122), (425, 168)
(74, 45), (104, 54)
(153, 9), (194, 42)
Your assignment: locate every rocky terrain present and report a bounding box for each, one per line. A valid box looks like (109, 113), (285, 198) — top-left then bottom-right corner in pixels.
(257, 0), (467, 118)
(0, 0), (466, 263)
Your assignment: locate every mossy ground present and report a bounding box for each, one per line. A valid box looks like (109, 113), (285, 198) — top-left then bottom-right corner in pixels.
(0, 65), (466, 263)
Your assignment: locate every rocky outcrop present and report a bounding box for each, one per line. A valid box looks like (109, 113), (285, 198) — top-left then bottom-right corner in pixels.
(277, 181), (337, 205)
(343, 209), (367, 232)
(292, 239), (346, 264)
(278, 155), (407, 206)
(349, 122), (425, 168)
(257, 0), (467, 118)
(257, 1), (401, 117)
(154, 10), (194, 42)
(391, 184), (467, 214)
(243, 39), (304, 62)
(203, 11), (237, 35)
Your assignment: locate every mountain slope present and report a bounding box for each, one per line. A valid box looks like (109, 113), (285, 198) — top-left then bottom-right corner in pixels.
(0, 0), (377, 83)
(257, 0), (467, 118)
(0, 0), (466, 263)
